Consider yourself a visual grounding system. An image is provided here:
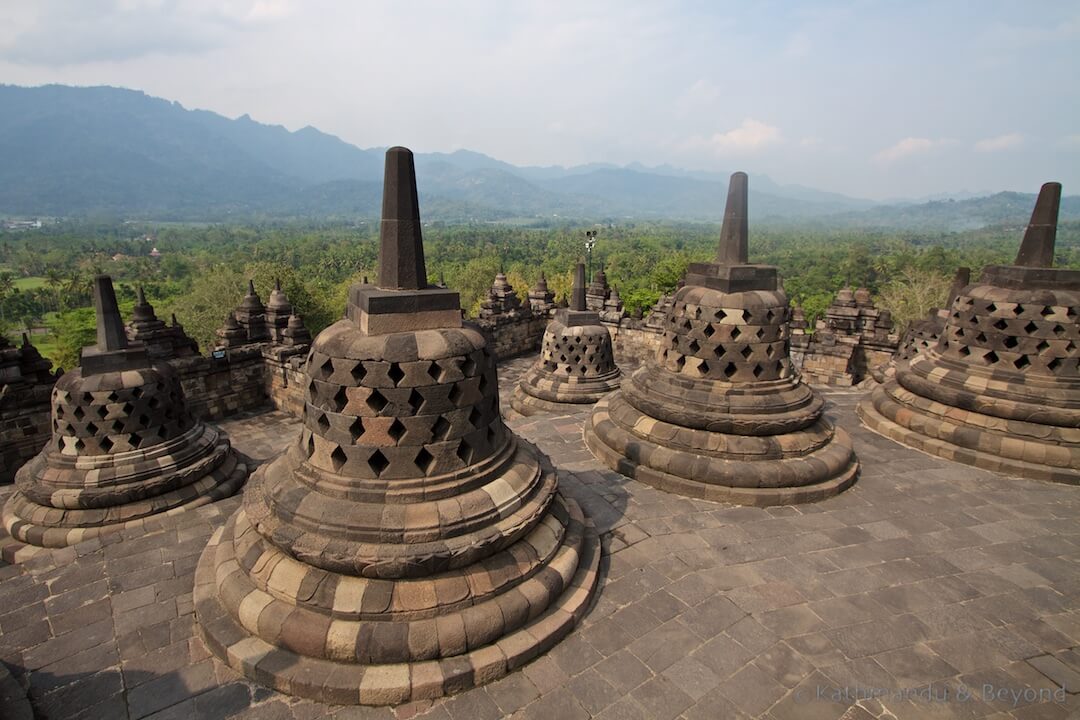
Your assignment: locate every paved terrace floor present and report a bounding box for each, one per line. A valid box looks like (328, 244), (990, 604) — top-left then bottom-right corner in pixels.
(1, 354), (1079, 720)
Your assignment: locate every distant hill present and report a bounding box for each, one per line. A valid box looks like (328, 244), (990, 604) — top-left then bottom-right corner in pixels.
(1, 84), (1077, 228)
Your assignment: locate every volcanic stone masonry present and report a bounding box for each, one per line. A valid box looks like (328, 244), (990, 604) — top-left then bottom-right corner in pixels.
(796, 286), (899, 386)
(1, 276), (248, 560)
(0, 333), (59, 485)
(194, 146), (600, 705)
(858, 182), (1080, 484)
(871, 267), (971, 383)
(127, 285), (199, 359)
(585, 171), (859, 505)
(511, 262), (622, 416)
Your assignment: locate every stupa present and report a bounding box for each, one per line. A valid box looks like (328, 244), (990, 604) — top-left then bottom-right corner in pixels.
(527, 272), (556, 316)
(859, 183), (1079, 484)
(127, 286), (199, 359)
(585, 172), (859, 505)
(511, 263), (622, 416)
(194, 147), (600, 705)
(1, 276), (247, 553)
(1, 334), (59, 485)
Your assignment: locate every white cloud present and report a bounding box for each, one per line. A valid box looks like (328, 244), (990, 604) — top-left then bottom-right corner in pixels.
(873, 137), (938, 164)
(689, 119), (782, 155)
(974, 133), (1023, 152)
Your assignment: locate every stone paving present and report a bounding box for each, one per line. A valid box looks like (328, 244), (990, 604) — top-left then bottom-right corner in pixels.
(1, 356), (1079, 719)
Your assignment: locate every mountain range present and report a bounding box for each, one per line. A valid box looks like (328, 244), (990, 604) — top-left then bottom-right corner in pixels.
(1, 84), (1077, 228)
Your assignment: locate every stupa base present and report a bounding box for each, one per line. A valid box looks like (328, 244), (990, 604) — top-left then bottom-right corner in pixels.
(509, 383), (617, 417)
(1, 449), (247, 556)
(194, 493), (601, 706)
(858, 381), (1080, 485)
(585, 393), (858, 506)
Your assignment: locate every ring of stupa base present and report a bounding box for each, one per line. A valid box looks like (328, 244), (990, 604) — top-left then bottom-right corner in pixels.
(620, 365), (824, 436)
(1, 447), (247, 550)
(19, 424), (229, 507)
(194, 493), (600, 705)
(510, 366), (622, 415)
(584, 392), (858, 506)
(245, 436), (557, 579)
(857, 380), (1080, 485)
(898, 353), (1080, 427)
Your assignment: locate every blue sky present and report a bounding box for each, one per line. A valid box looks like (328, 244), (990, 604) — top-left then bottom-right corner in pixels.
(1, 0), (1077, 200)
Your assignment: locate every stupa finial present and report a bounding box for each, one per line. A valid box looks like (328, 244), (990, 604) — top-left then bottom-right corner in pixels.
(717, 172), (749, 265)
(378, 146), (427, 290)
(93, 275), (128, 351)
(571, 263), (587, 311)
(1015, 182), (1061, 268)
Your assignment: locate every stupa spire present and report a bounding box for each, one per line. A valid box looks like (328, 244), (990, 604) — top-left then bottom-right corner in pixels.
(571, 262), (587, 311)
(378, 146), (427, 290)
(716, 172), (749, 265)
(1014, 182), (1061, 268)
(93, 275), (128, 351)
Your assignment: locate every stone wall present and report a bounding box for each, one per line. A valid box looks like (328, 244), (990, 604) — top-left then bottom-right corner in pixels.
(606, 320), (663, 364)
(170, 347), (269, 420)
(476, 314), (548, 361)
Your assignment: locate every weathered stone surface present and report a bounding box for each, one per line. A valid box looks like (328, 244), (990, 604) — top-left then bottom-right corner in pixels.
(798, 288), (900, 387)
(585, 172), (858, 505)
(859, 181), (1080, 484)
(1, 275), (248, 557)
(0, 333), (59, 485)
(512, 264), (622, 416)
(196, 147), (599, 705)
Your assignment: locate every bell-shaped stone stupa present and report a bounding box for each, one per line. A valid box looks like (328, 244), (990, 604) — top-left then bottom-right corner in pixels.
(1, 276), (247, 554)
(194, 147), (600, 705)
(859, 183), (1079, 484)
(585, 172), (859, 505)
(511, 263), (621, 415)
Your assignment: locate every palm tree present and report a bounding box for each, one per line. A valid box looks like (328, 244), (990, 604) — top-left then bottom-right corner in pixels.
(45, 267), (63, 311)
(0, 272), (14, 325)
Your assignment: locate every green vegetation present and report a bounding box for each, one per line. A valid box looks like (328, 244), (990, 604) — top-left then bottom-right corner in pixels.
(3, 218), (1078, 371)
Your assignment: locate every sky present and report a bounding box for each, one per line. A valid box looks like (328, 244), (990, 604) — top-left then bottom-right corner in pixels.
(1, 0), (1078, 201)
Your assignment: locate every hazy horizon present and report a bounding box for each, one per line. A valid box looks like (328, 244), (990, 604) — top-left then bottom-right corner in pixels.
(2, 1), (1077, 201)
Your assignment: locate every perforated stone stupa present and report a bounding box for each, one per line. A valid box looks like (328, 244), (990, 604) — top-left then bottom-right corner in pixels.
(1, 276), (247, 555)
(511, 263), (621, 416)
(585, 172), (859, 505)
(194, 147), (600, 705)
(1, 333), (59, 485)
(859, 182), (1080, 484)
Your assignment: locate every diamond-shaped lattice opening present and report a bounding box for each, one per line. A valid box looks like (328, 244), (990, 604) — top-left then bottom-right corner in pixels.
(992, 319), (1008, 331)
(693, 306), (702, 320)
(408, 389), (424, 414)
(318, 358), (334, 380)
(752, 364), (764, 378)
(688, 339), (700, 353)
(85, 422), (99, 435)
(111, 420), (125, 433)
(432, 416), (452, 441)
(122, 402), (134, 415)
(982, 350), (999, 365)
(306, 433), (316, 457)
(82, 392), (94, 404)
(56, 407), (64, 419)
(1003, 336), (1018, 349)
(74, 439), (85, 452)
(100, 435), (114, 452)
(986, 303), (997, 313)
(1036, 340), (1051, 353)
(366, 389), (387, 414)
(1013, 355), (1030, 370)
(478, 373), (488, 393)
(427, 362), (442, 383)
(457, 439), (474, 466)
(675, 355), (686, 372)
(131, 387), (143, 399)
(1040, 306), (1054, 318)
(73, 406), (85, 420)
(414, 447), (435, 474)
(698, 360), (710, 376)
(766, 344), (776, 358)
(469, 406), (483, 428)
(730, 327), (741, 340)
(387, 418), (407, 443)
(741, 310), (752, 322)
(703, 324), (715, 338)
(461, 355), (478, 376)
(975, 332), (987, 343)
(388, 363), (406, 386)
(350, 362), (367, 384)
(1053, 324), (1066, 337)
(723, 363), (737, 378)
(1048, 357), (1062, 371)
(138, 414), (150, 427)
(1012, 304), (1025, 316)
(330, 445), (348, 471)
(148, 397), (160, 409)
(740, 346), (753, 360)
(96, 405), (109, 419)
(316, 413), (331, 433)
(348, 418), (364, 443)
(128, 433), (142, 448)
(765, 310), (775, 322)
(448, 384), (464, 406)
(715, 309), (727, 321)
(713, 344), (726, 359)
(1023, 321), (1038, 334)
(332, 387), (349, 413)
